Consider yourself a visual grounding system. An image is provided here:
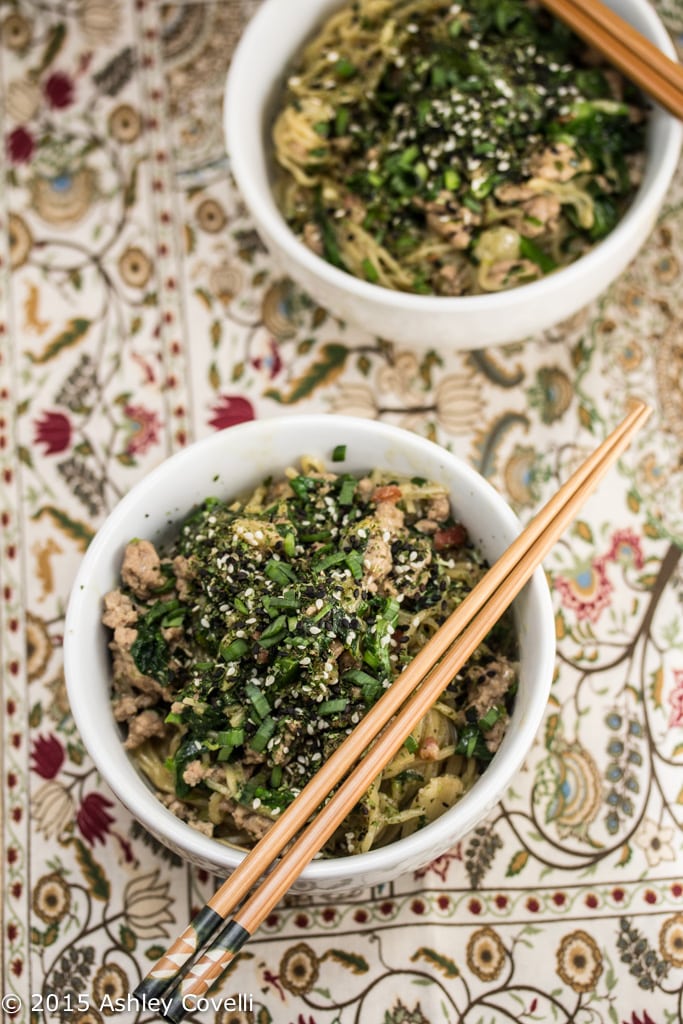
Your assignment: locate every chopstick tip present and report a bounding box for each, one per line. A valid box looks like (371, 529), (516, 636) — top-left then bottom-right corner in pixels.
(625, 396), (653, 422)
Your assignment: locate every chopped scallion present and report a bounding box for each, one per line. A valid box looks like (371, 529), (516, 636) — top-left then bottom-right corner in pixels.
(318, 698), (348, 715)
(220, 638), (249, 662)
(250, 716), (276, 752)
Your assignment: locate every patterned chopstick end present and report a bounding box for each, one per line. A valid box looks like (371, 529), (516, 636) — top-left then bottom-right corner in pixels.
(133, 905), (225, 1002)
(159, 919), (251, 1024)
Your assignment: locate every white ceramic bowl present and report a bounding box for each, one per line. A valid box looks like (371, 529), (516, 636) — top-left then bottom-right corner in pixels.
(224, 0), (682, 350)
(64, 415), (555, 893)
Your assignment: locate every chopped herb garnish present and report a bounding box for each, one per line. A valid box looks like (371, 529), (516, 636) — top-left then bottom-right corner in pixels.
(335, 57), (357, 79)
(519, 236), (557, 273)
(108, 460), (518, 857)
(220, 638), (249, 662)
(361, 258), (380, 283)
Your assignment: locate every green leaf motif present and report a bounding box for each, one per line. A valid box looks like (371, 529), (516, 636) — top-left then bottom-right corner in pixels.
(18, 445), (34, 468)
(145, 944), (167, 960)
(208, 362), (221, 390)
(74, 838), (110, 901)
(506, 849), (529, 877)
(265, 343), (348, 404)
(124, 159), (142, 208)
(410, 946), (459, 978)
(194, 287), (213, 310)
(356, 354), (371, 376)
(573, 519), (593, 542)
(297, 337), (316, 356)
(257, 1008), (273, 1024)
(27, 318), (91, 365)
(30, 924), (58, 946)
(545, 712), (560, 748)
(419, 350), (443, 388)
(210, 320), (223, 348)
(32, 506), (94, 551)
(322, 948), (370, 974)
(119, 924), (137, 952)
(67, 742), (84, 765)
(35, 22), (66, 75)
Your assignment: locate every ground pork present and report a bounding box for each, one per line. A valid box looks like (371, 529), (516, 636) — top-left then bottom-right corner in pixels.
(375, 500), (405, 533)
(124, 709), (166, 750)
(172, 554), (194, 600)
(182, 758), (208, 786)
(120, 539), (166, 598)
(112, 692), (156, 722)
(102, 590), (138, 629)
(110, 646), (172, 702)
(221, 798), (274, 841)
(362, 534), (393, 592)
(465, 658), (517, 754)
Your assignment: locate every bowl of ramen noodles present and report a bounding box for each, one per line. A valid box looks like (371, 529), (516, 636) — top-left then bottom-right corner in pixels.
(224, 0), (681, 349)
(64, 415), (555, 892)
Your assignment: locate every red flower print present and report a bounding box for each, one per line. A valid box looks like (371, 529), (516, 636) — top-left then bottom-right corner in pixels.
(31, 734), (65, 779)
(252, 339), (283, 379)
(6, 126), (35, 164)
(43, 72), (75, 109)
(668, 669), (683, 728)
(208, 395), (255, 431)
(123, 404), (161, 456)
(33, 411), (72, 455)
(554, 555), (613, 623)
(414, 848), (461, 881)
(607, 528), (645, 569)
(623, 1013), (657, 1024)
(77, 792), (115, 845)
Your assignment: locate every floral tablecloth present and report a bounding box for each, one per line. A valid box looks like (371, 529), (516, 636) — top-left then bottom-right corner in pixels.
(2, 1), (683, 1022)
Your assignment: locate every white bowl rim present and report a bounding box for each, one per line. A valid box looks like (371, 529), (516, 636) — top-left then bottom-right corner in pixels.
(64, 414), (556, 881)
(224, 0), (682, 317)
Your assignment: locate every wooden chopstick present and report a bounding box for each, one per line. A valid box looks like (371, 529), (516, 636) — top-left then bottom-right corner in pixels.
(134, 399), (650, 1019)
(539, 0), (683, 119)
(155, 399), (651, 1022)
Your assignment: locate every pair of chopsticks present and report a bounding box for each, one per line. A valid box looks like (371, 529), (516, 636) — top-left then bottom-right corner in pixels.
(539, 0), (683, 120)
(135, 399), (651, 1023)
